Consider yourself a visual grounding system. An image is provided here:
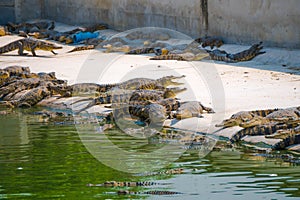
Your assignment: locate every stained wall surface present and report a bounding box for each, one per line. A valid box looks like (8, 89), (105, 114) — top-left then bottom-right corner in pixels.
(1, 0), (299, 48)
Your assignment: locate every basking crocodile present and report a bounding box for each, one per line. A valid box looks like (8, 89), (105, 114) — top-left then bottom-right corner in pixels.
(207, 42), (265, 62)
(0, 38), (62, 56)
(194, 36), (224, 49)
(67, 45), (95, 53)
(53, 75), (185, 98)
(240, 107), (300, 128)
(73, 87), (187, 114)
(2, 66), (30, 76)
(126, 47), (163, 55)
(150, 52), (208, 61)
(215, 108), (279, 128)
(8, 86), (51, 108)
(267, 125), (300, 150)
(229, 121), (300, 143)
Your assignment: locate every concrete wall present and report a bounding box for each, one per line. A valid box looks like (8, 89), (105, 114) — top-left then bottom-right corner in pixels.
(208, 0), (300, 48)
(0, 0), (15, 24)
(43, 0), (207, 38)
(0, 0), (299, 48)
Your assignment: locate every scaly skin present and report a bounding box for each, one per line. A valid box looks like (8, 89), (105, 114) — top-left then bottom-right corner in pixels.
(0, 78), (41, 99)
(10, 86), (51, 108)
(0, 38), (62, 56)
(229, 121), (299, 143)
(240, 107), (300, 128)
(215, 109), (279, 128)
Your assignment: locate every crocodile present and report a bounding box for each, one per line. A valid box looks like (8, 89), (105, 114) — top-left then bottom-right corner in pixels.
(126, 47), (163, 55)
(117, 190), (182, 195)
(194, 36), (224, 49)
(207, 42), (265, 62)
(150, 52), (208, 61)
(229, 121), (300, 143)
(73, 87), (186, 113)
(2, 66), (30, 76)
(215, 108), (279, 128)
(240, 107), (300, 128)
(228, 42), (265, 62)
(8, 86), (51, 108)
(7, 20), (55, 34)
(87, 181), (165, 187)
(67, 45), (95, 53)
(53, 75), (185, 98)
(174, 101), (215, 119)
(268, 125), (300, 150)
(0, 38), (62, 56)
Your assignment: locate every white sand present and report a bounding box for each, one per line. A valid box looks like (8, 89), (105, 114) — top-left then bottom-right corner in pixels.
(0, 34), (299, 148)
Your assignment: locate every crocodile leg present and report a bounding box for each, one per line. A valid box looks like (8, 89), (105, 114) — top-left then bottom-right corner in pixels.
(17, 41), (27, 56)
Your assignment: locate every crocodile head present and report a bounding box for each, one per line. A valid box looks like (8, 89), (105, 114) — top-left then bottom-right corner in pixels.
(163, 87), (187, 98)
(158, 75), (186, 87)
(0, 70), (10, 79)
(239, 116), (269, 128)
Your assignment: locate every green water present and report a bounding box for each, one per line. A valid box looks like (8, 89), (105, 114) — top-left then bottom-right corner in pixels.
(0, 112), (300, 200)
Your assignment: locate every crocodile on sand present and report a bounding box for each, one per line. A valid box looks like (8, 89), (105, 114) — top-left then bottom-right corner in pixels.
(0, 38), (62, 56)
(53, 75), (185, 98)
(215, 108), (279, 128)
(240, 107), (300, 128)
(207, 42), (265, 62)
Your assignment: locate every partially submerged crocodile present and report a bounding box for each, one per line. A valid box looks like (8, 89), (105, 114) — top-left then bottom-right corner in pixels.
(0, 38), (62, 56)
(117, 190), (182, 195)
(87, 181), (166, 187)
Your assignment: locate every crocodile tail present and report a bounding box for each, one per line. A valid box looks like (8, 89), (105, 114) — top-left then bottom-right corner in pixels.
(272, 134), (300, 150)
(230, 123), (288, 143)
(127, 47), (154, 54)
(0, 40), (21, 54)
(150, 54), (187, 61)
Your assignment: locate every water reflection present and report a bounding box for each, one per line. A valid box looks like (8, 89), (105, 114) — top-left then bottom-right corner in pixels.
(0, 112), (299, 199)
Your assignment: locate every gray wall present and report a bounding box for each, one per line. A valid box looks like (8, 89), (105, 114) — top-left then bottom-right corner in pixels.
(0, 0), (299, 48)
(0, 0), (15, 24)
(208, 0), (300, 48)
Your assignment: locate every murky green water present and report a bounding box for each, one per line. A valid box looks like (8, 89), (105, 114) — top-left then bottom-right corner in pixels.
(0, 112), (300, 200)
